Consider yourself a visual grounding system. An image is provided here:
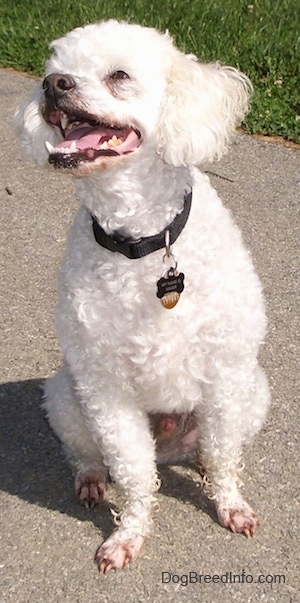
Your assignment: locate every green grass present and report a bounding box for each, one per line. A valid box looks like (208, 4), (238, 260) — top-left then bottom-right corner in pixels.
(1, 0), (299, 142)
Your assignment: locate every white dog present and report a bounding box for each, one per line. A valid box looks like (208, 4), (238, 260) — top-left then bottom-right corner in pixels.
(15, 20), (270, 572)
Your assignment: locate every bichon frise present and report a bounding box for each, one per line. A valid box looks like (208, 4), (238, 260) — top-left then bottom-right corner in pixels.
(15, 20), (270, 573)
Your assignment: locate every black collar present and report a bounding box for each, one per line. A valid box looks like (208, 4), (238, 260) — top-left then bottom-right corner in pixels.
(91, 189), (192, 259)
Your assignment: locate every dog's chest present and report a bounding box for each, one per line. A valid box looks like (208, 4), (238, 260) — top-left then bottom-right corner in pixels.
(57, 196), (262, 411)
(58, 227), (210, 407)
(62, 248), (199, 342)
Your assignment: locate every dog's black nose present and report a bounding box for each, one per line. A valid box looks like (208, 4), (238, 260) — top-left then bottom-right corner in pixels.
(42, 73), (75, 99)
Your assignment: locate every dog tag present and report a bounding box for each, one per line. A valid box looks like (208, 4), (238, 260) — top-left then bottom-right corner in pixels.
(156, 268), (185, 309)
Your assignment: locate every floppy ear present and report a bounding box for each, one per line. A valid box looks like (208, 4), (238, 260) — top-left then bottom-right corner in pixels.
(157, 53), (252, 166)
(14, 83), (58, 167)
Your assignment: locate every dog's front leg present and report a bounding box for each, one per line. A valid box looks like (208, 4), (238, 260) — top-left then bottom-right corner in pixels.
(198, 364), (269, 537)
(199, 430), (259, 537)
(78, 389), (158, 572)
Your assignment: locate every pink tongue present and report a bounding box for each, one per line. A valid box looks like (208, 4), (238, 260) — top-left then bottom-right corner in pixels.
(55, 123), (125, 151)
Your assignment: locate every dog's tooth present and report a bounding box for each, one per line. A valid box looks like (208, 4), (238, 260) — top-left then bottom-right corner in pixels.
(69, 141), (77, 153)
(45, 140), (55, 154)
(70, 121), (80, 131)
(60, 115), (69, 130)
(108, 135), (122, 147)
(100, 141), (109, 150)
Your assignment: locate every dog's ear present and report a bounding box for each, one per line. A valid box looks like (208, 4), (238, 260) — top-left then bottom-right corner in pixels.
(14, 84), (57, 167)
(157, 53), (252, 166)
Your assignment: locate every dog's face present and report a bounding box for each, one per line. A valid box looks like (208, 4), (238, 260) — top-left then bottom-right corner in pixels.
(40, 21), (176, 176)
(15, 20), (252, 175)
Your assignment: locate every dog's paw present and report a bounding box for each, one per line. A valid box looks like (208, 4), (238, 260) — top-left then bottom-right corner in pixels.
(215, 500), (259, 538)
(75, 470), (106, 508)
(95, 533), (145, 573)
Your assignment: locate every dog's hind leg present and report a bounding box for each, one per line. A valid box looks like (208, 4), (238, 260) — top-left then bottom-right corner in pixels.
(43, 364), (108, 507)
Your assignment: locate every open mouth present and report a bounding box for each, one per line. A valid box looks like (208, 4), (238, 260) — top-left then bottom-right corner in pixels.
(44, 109), (142, 169)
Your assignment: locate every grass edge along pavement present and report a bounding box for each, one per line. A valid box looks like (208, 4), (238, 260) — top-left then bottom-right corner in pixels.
(0, 0), (299, 143)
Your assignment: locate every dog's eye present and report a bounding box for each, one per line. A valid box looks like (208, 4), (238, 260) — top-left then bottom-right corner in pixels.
(110, 70), (130, 81)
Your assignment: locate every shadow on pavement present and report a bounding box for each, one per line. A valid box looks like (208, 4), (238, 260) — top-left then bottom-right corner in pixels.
(0, 378), (216, 534)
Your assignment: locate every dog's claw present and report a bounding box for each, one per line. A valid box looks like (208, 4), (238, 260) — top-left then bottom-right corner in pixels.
(94, 533), (145, 573)
(95, 548), (132, 573)
(99, 560), (113, 574)
(216, 500), (259, 537)
(75, 470), (106, 508)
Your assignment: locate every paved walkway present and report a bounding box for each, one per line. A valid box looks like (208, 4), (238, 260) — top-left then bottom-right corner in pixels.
(0, 69), (299, 602)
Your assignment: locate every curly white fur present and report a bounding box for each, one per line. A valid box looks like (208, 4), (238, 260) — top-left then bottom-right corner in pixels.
(15, 20), (270, 572)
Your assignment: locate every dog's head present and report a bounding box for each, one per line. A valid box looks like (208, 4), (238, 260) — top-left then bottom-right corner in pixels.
(15, 20), (252, 176)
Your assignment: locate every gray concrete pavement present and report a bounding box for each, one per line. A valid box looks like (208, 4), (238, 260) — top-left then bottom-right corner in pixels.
(0, 68), (299, 602)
